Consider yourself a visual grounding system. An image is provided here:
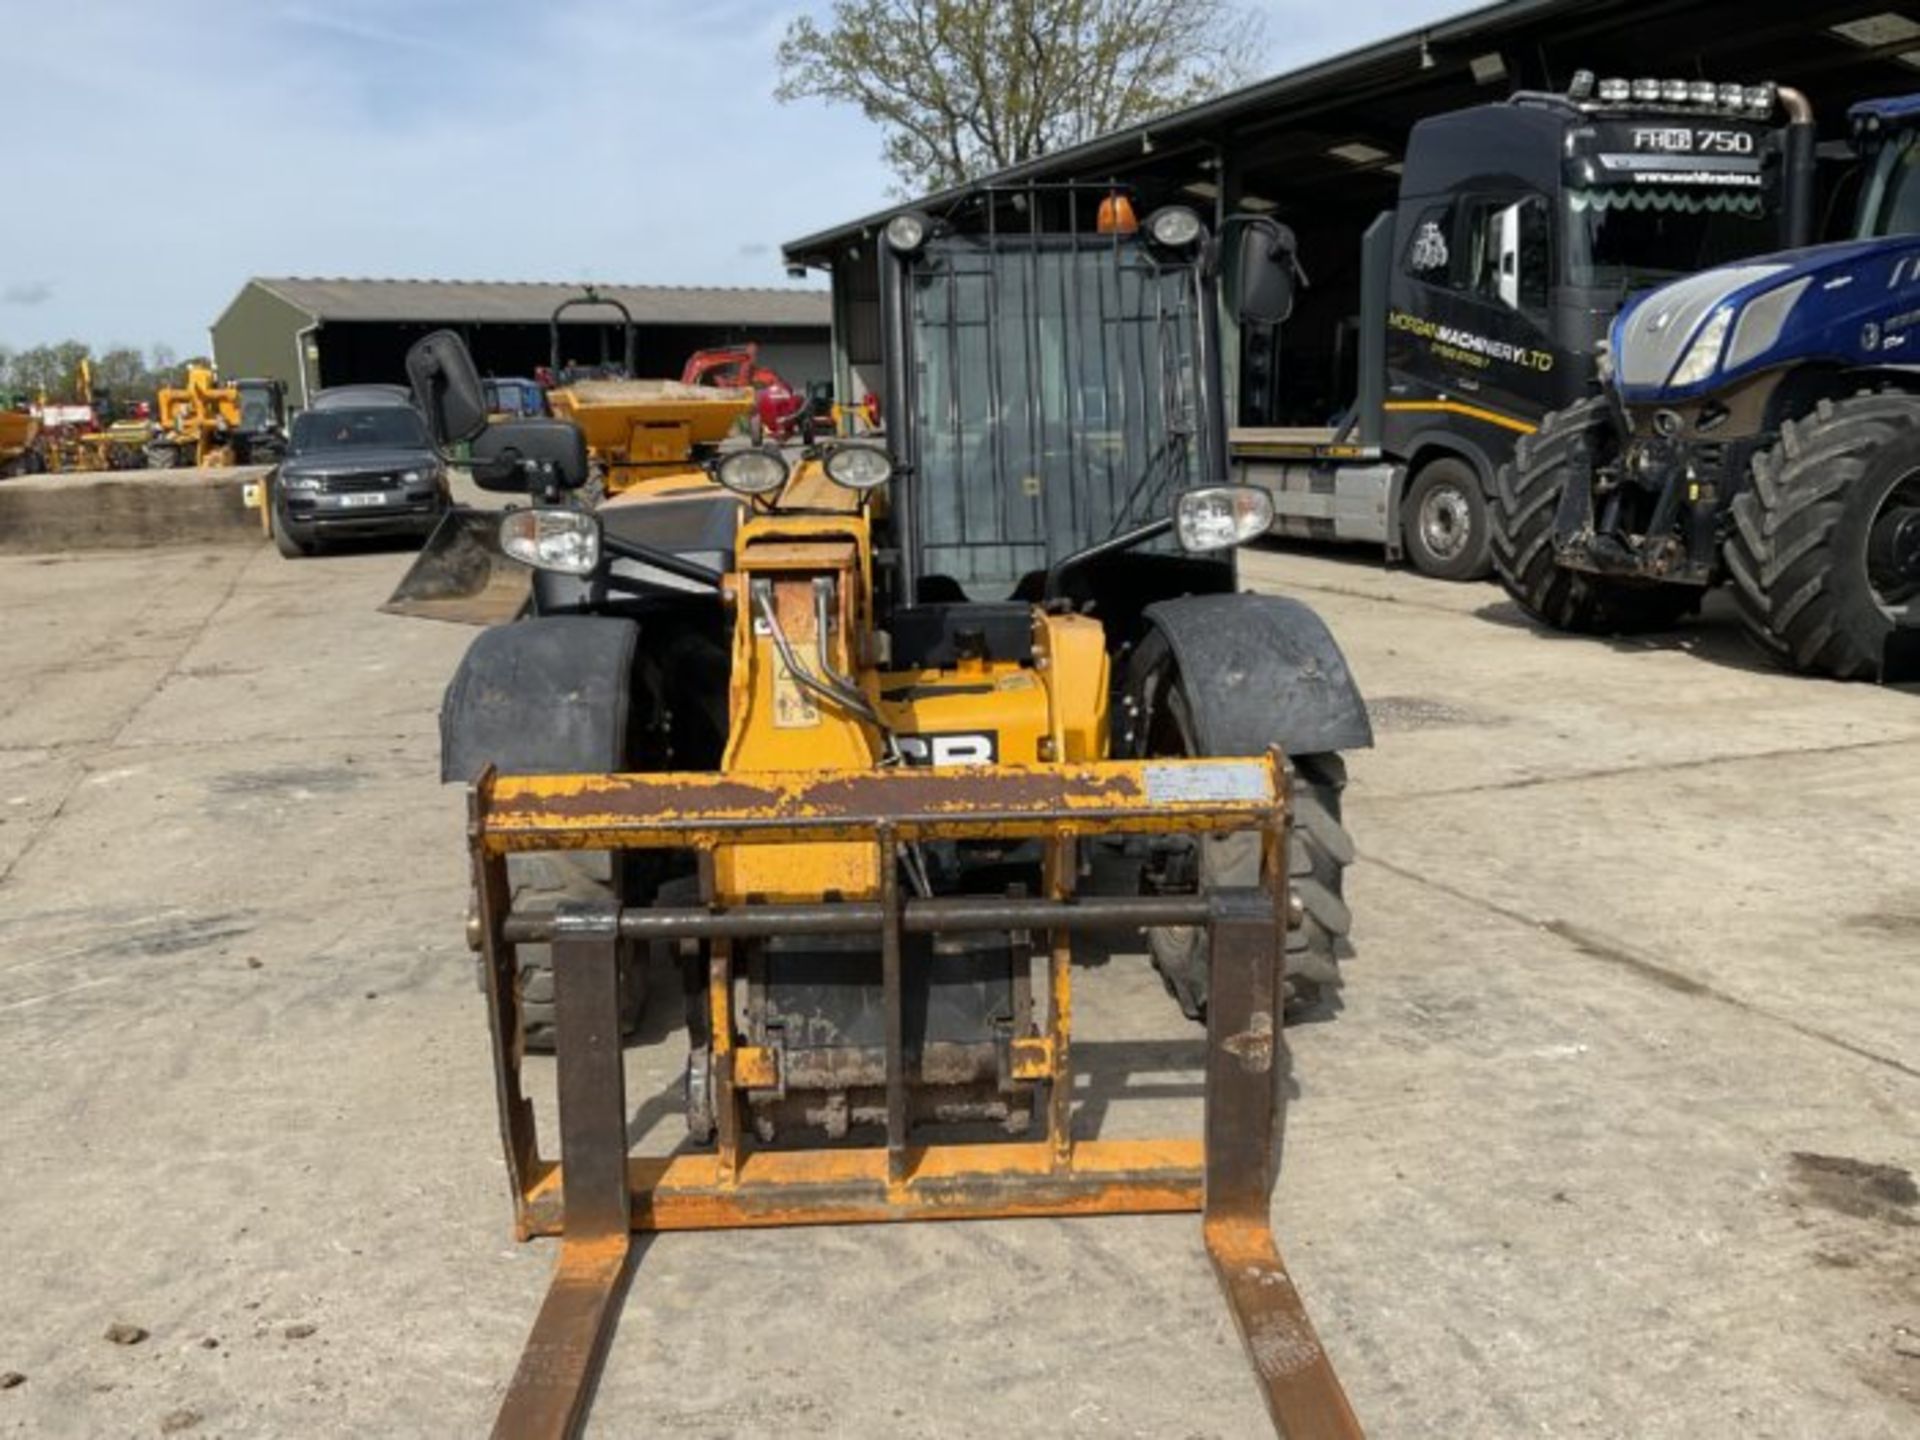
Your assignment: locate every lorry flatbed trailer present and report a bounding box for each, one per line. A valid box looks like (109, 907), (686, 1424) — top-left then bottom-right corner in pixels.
(1230, 427), (1396, 553)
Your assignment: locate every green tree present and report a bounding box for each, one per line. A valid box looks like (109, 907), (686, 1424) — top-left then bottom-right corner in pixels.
(777, 0), (1264, 191)
(91, 346), (152, 397)
(7, 342), (91, 400)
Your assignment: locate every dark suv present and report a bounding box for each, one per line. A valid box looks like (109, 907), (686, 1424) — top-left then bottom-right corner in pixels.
(273, 395), (450, 557)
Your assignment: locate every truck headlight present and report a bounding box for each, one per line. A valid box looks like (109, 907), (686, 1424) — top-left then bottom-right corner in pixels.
(714, 447), (789, 496)
(500, 507), (599, 575)
(1669, 305), (1734, 388)
(823, 444), (892, 490)
(1175, 486), (1273, 552)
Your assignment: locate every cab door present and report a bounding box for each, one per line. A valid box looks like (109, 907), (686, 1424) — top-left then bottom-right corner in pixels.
(1387, 189), (1560, 446)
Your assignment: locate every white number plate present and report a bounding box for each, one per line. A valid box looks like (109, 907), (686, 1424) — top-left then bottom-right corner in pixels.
(335, 492), (391, 508)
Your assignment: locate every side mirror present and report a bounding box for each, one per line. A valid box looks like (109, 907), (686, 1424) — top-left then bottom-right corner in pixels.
(469, 418), (589, 494)
(405, 330), (490, 446)
(1232, 217), (1303, 326)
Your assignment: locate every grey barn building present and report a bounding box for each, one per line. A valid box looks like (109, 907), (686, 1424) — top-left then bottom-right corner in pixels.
(211, 278), (832, 410)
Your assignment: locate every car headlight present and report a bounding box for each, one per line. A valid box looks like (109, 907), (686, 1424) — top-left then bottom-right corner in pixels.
(1669, 305), (1735, 388)
(401, 469), (423, 485)
(1145, 205), (1204, 249)
(823, 444), (893, 491)
(1175, 486), (1273, 552)
(499, 507), (599, 575)
(715, 447), (789, 497)
(279, 471), (321, 492)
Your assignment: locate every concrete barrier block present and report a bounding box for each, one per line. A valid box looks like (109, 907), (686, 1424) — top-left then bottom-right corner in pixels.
(0, 466), (273, 554)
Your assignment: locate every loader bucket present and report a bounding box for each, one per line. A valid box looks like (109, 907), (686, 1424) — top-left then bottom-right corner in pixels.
(466, 755), (1362, 1439)
(380, 507), (531, 625)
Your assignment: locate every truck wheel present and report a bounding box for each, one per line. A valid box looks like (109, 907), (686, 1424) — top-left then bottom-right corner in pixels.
(1492, 398), (1699, 633)
(1130, 632), (1355, 1022)
(1726, 394), (1920, 681)
(1403, 456), (1491, 580)
(509, 850), (647, 1053)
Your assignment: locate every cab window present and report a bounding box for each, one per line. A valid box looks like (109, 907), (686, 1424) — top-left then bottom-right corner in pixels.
(1455, 194), (1551, 317)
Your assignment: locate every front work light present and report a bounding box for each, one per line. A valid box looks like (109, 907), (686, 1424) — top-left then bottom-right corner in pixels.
(500, 508), (600, 575)
(823, 444), (893, 491)
(715, 447), (791, 497)
(1145, 205), (1205, 249)
(1174, 486), (1274, 552)
(885, 212), (929, 254)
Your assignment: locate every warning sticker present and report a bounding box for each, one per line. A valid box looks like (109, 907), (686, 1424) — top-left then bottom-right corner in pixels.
(1142, 761), (1269, 805)
(773, 643), (822, 728)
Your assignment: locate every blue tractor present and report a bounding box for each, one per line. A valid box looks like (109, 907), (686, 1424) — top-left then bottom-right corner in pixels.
(1493, 97), (1920, 681)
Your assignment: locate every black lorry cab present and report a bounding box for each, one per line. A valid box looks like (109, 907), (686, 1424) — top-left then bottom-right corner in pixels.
(1234, 79), (1808, 578)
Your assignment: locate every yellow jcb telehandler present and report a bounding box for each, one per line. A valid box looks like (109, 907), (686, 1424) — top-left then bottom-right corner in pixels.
(401, 189), (1372, 1437)
(146, 366), (287, 469)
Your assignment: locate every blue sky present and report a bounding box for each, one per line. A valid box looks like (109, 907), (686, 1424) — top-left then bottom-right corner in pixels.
(0, 0), (1468, 355)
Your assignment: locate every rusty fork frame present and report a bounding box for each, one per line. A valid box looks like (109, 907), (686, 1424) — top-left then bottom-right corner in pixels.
(468, 756), (1360, 1439)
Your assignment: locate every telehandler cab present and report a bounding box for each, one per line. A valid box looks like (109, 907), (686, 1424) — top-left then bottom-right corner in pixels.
(411, 191), (1372, 1437)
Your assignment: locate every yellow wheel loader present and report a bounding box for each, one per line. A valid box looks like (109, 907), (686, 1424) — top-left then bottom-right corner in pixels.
(404, 192), (1372, 1437)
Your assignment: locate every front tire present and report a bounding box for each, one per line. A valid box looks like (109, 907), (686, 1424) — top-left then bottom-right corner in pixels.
(1725, 393), (1920, 681)
(1129, 632), (1356, 1021)
(1491, 398), (1699, 634)
(1403, 456), (1491, 580)
(272, 512), (314, 558)
(509, 851), (647, 1053)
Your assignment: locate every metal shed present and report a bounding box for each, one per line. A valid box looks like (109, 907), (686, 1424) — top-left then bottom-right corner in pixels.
(784, 0), (1920, 411)
(211, 278), (832, 410)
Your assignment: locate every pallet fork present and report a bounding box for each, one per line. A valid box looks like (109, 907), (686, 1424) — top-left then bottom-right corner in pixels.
(467, 753), (1361, 1437)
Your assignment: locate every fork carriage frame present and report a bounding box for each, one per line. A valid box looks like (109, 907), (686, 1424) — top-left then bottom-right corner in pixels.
(468, 753), (1361, 1439)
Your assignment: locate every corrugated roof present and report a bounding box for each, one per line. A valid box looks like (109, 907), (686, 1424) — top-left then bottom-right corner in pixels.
(781, 0), (1571, 261)
(244, 277), (831, 328)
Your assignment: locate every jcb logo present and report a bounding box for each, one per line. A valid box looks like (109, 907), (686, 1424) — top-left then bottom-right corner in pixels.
(898, 732), (998, 767)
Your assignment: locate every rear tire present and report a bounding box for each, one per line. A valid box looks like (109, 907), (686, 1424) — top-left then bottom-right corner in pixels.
(1403, 456), (1491, 580)
(1725, 393), (1920, 680)
(1129, 631), (1355, 1022)
(1491, 398), (1699, 634)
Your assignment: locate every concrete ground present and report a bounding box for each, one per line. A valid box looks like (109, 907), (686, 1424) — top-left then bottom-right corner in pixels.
(0, 537), (1915, 1438)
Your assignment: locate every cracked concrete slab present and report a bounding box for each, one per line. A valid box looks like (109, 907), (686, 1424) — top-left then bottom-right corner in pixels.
(0, 541), (1914, 1438)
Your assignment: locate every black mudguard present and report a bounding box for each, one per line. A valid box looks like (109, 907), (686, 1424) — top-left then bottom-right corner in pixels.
(1140, 594), (1372, 756)
(440, 616), (639, 783)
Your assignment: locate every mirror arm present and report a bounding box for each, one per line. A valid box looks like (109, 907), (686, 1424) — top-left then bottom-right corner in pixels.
(601, 533), (725, 590)
(1041, 516), (1174, 601)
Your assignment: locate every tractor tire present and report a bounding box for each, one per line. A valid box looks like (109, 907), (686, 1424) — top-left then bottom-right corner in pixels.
(1402, 456), (1492, 580)
(1491, 398), (1699, 634)
(145, 444), (180, 470)
(508, 850), (647, 1053)
(1130, 631), (1355, 1022)
(1725, 393), (1920, 681)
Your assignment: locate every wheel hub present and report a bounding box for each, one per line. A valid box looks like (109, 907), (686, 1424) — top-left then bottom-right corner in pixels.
(1868, 487), (1920, 614)
(1419, 484), (1473, 560)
